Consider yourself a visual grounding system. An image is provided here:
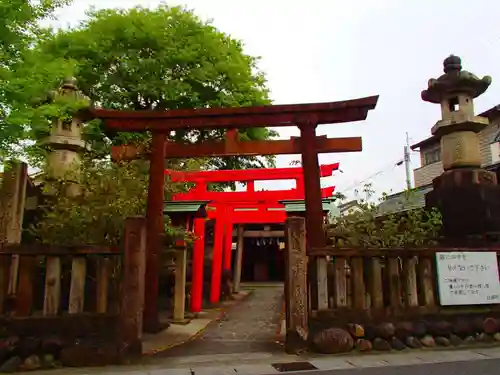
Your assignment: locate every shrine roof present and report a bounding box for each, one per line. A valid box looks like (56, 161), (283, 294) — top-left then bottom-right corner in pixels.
(163, 200), (210, 217)
(278, 198), (336, 213)
(80, 95), (378, 131)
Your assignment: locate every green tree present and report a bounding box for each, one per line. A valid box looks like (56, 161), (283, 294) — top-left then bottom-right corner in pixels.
(26, 4), (277, 170)
(0, 0), (73, 160)
(28, 156), (206, 246)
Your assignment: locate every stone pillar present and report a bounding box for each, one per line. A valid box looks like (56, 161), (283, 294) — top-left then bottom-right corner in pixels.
(284, 217), (308, 354)
(42, 78), (88, 197)
(422, 55), (500, 240)
(172, 248), (187, 323)
(233, 225), (244, 293)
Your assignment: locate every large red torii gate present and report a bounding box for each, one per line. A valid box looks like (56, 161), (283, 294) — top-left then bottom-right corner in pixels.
(83, 95), (378, 331)
(168, 163), (338, 311)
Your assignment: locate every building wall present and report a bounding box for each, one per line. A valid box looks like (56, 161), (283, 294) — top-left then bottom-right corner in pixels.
(413, 116), (500, 188)
(480, 118), (500, 166)
(414, 161), (443, 187)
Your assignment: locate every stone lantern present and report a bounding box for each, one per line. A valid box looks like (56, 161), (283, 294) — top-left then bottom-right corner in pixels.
(423, 55), (500, 241)
(41, 77), (89, 196)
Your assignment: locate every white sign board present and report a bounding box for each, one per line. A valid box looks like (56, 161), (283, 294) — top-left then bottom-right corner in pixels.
(436, 252), (500, 306)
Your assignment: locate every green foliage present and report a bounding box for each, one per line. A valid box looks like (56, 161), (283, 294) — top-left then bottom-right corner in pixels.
(29, 156), (205, 246)
(0, 0), (71, 64)
(27, 4), (277, 169)
(327, 183), (442, 247)
(0, 0), (74, 160)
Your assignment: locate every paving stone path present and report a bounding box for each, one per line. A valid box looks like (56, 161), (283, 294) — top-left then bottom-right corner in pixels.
(154, 285), (284, 357)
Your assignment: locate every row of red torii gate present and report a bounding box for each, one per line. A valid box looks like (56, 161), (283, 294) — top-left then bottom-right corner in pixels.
(165, 162), (339, 319)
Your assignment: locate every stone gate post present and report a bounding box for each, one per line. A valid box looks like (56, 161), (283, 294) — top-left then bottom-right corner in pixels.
(284, 216), (309, 353)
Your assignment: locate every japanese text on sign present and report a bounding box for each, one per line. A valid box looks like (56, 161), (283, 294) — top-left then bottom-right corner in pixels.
(436, 252), (500, 306)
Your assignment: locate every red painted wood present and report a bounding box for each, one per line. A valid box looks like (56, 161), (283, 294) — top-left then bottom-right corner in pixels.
(83, 96), (378, 131)
(223, 220), (233, 271)
(144, 133), (166, 333)
(165, 163), (339, 182)
(191, 218), (205, 313)
(210, 205), (225, 304)
(173, 186), (335, 203)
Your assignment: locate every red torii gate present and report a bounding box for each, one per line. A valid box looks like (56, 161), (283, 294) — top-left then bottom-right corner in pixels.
(83, 95), (378, 331)
(168, 163), (338, 311)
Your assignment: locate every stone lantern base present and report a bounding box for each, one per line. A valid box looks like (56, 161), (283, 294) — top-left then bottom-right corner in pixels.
(425, 168), (500, 242)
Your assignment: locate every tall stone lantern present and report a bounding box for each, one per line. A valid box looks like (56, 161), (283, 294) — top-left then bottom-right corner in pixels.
(41, 77), (89, 197)
(423, 55), (500, 240)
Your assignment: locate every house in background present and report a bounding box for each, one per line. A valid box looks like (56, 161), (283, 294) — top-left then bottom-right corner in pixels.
(411, 105), (500, 187)
(377, 104), (500, 215)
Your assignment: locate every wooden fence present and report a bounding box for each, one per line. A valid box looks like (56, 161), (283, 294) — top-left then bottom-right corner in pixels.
(0, 217), (146, 359)
(283, 216), (500, 351)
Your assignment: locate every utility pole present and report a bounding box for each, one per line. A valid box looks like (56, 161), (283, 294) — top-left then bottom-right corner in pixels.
(404, 132), (412, 190)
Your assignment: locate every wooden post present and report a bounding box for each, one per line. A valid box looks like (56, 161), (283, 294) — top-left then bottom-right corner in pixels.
(369, 257), (383, 308)
(298, 123), (327, 310)
(233, 225), (244, 293)
(120, 217), (147, 358)
(334, 258), (347, 307)
(0, 256), (8, 314)
(96, 258), (110, 313)
(404, 257), (418, 307)
(173, 248), (187, 323)
(144, 133), (166, 333)
(418, 257), (436, 307)
(15, 255), (35, 316)
(387, 257), (402, 308)
(0, 161), (28, 303)
(284, 217), (308, 354)
(351, 257), (366, 310)
(68, 257), (87, 313)
(210, 211), (225, 304)
(43, 257), (62, 315)
(190, 217), (205, 313)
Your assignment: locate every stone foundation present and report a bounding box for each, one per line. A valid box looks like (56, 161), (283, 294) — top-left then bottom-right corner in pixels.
(426, 168), (500, 237)
(311, 313), (500, 354)
(0, 314), (128, 372)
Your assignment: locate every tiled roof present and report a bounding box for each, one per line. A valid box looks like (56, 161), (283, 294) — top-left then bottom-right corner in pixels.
(376, 184), (433, 216)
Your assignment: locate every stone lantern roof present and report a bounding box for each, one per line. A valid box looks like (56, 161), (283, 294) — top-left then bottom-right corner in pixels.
(421, 55), (492, 104)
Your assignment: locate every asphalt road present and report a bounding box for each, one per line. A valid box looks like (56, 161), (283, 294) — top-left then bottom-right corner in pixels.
(307, 357), (500, 375)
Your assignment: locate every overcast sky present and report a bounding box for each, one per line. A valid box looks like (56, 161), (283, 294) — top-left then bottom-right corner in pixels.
(51, 0), (500, 200)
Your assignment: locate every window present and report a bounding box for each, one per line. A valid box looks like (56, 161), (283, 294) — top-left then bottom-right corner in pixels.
(423, 148), (440, 165)
(448, 97), (459, 112)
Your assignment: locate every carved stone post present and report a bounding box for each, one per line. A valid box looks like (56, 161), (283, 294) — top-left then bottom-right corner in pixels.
(284, 216), (309, 354)
(119, 217), (147, 359)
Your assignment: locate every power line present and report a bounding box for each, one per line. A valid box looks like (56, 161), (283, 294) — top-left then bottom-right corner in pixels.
(340, 157), (404, 193)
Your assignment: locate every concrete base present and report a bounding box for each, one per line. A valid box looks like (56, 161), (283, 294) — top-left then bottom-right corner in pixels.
(169, 318), (192, 326)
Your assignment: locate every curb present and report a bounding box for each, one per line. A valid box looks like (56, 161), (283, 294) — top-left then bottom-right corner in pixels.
(143, 290), (255, 356)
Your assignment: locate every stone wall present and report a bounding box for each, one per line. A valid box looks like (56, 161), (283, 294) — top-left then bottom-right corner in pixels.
(0, 314), (123, 371)
(311, 312), (500, 354)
